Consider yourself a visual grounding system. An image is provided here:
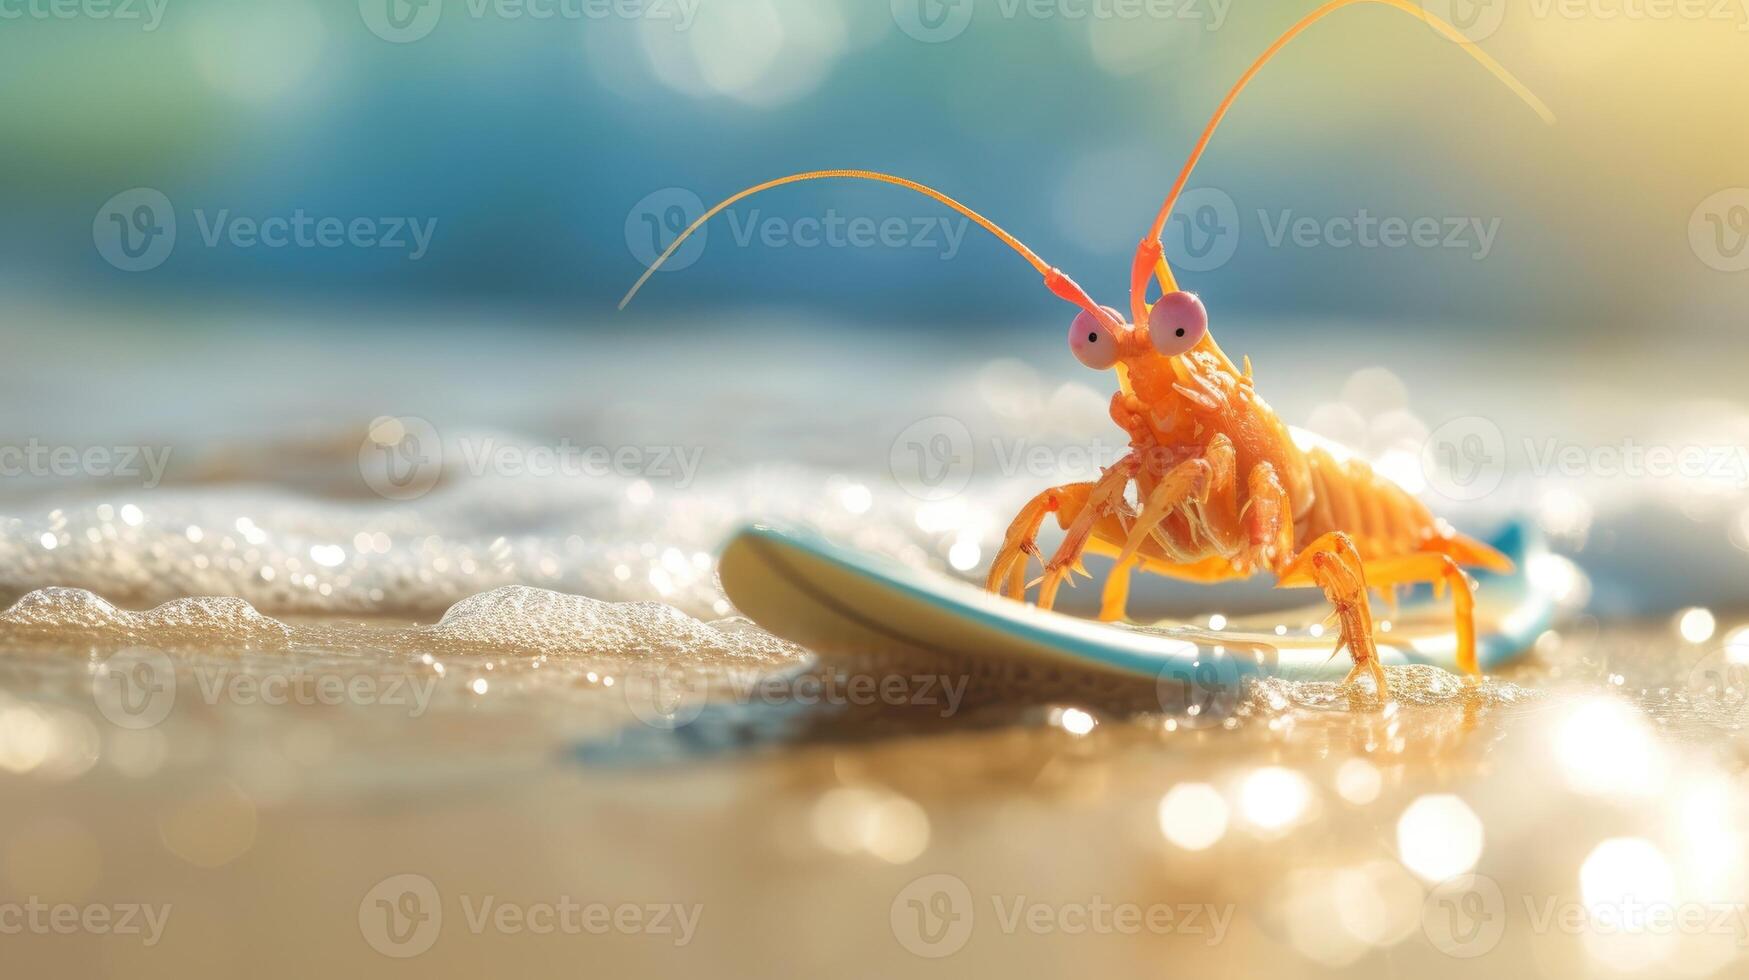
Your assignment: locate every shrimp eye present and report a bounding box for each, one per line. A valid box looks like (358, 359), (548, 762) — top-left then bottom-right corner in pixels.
(1068, 306), (1125, 370)
(1148, 291), (1208, 357)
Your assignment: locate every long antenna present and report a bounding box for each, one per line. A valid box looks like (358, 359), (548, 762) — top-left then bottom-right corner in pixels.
(618, 169), (1116, 328)
(1131, 0), (1555, 317)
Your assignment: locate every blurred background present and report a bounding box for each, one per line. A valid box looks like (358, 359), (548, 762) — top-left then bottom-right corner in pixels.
(1, 0), (1745, 335)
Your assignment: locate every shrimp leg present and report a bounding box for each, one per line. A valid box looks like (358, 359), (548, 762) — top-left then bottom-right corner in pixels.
(986, 453), (1139, 606)
(1277, 531), (1387, 696)
(1244, 463), (1295, 575)
(1100, 457), (1284, 623)
(986, 482), (1097, 601)
(1354, 553), (1479, 677)
(1099, 556), (1139, 622)
(1089, 447), (1234, 621)
(1035, 456), (1141, 610)
(1112, 456), (1215, 568)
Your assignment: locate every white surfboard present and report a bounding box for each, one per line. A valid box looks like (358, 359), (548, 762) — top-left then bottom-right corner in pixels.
(718, 521), (1554, 685)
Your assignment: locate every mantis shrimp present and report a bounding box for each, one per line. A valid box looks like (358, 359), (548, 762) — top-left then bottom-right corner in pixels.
(621, 0), (1554, 696)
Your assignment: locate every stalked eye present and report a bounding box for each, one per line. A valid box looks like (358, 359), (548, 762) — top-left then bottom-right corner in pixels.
(1068, 306), (1125, 370)
(1148, 291), (1209, 357)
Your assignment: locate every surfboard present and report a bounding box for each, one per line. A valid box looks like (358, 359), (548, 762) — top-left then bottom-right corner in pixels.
(718, 521), (1554, 686)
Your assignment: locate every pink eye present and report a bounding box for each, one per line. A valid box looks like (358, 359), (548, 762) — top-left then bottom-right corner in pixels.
(1068, 306), (1125, 370)
(1148, 291), (1208, 357)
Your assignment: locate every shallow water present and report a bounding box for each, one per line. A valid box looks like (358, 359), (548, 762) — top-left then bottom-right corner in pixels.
(3, 313), (1748, 977)
(3, 593), (1745, 977)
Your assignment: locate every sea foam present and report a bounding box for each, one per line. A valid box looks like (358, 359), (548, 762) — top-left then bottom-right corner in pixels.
(410, 585), (808, 664)
(0, 586), (292, 645)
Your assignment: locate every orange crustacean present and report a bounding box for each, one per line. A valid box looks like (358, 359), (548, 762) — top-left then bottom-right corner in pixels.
(621, 0), (1554, 697)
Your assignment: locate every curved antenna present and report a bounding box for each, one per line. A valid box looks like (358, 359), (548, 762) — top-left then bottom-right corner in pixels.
(1129, 0), (1556, 322)
(619, 169), (1119, 330)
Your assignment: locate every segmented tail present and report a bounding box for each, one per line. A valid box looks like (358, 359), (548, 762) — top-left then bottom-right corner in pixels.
(1298, 445), (1513, 573)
